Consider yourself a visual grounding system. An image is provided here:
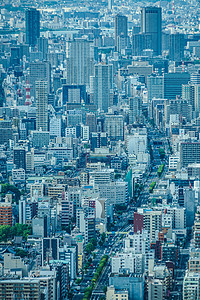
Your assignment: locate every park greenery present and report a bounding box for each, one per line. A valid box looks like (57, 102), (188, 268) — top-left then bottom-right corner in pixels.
(157, 164), (165, 177)
(85, 238), (97, 255)
(149, 181), (156, 193)
(0, 223), (32, 242)
(0, 183), (21, 203)
(83, 255), (109, 300)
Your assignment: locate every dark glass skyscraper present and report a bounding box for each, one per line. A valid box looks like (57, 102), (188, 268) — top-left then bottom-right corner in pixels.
(141, 7), (162, 55)
(169, 33), (185, 61)
(25, 8), (40, 46)
(114, 14), (128, 46)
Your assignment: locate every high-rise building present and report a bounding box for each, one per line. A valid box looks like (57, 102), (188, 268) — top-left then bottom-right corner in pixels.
(141, 7), (162, 55)
(104, 114), (124, 141)
(13, 147), (26, 170)
(0, 201), (12, 226)
(66, 38), (94, 86)
(148, 279), (166, 300)
(90, 63), (113, 112)
(132, 33), (153, 56)
(86, 113), (96, 133)
(147, 74), (164, 102)
(25, 8), (40, 46)
(35, 81), (48, 131)
(169, 33), (185, 61)
(163, 72), (190, 99)
(182, 83), (200, 113)
(90, 132), (107, 151)
(29, 61), (51, 97)
(129, 96), (142, 124)
(42, 237), (59, 265)
(180, 142), (200, 167)
(37, 37), (48, 59)
(165, 99), (192, 123)
(114, 14), (128, 49)
(191, 70), (200, 84)
(183, 271), (200, 300)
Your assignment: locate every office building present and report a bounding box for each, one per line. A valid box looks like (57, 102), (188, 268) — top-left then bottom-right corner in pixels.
(114, 14), (128, 49)
(90, 132), (107, 151)
(35, 81), (48, 131)
(62, 84), (87, 105)
(165, 99), (192, 123)
(32, 130), (50, 148)
(182, 83), (200, 113)
(29, 61), (51, 97)
(106, 286), (128, 300)
(37, 37), (48, 59)
(163, 73), (190, 99)
(104, 114), (124, 140)
(0, 278), (40, 300)
(184, 188), (195, 228)
(147, 74), (164, 102)
(86, 113), (96, 133)
(0, 120), (13, 145)
(50, 117), (61, 137)
(183, 271), (200, 300)
(169, 33), (185, 61)
(129, 97), (142, 124)
(191, 70), (200, 84)
(132, 33), (153, 56)
(182, 84), (195, 111)
(148, 279), (166, 300)
(180, 142), (200, 168)
(0, 201), (12, 226)
(109, 273), (144, 300)
(13, 147), (26, 170)
(66, 38), (94, 86)
(136, 209), (162, 242)
(90, 63), (113, 112)
(141, 7), (162, 55)
(25, 8), (40, 46)
(111, 253), (144, 274)
(42, 238), (59, 265)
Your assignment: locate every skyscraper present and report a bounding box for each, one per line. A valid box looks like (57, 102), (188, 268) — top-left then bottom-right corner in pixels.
(35, 81), (48, 131)
(90, 63), (113, 112)
(25, 8), (40, 47)
(29, 61), (51, 97)
(66, 38), (94, 87)
(13, 147), (26, 170)
(114, 14), (128, 49)
(141, 7), (162, 55)
(169, 33), (185, 61)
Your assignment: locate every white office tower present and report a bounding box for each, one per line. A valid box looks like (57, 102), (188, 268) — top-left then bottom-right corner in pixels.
(127, 129), (147, 156)
(66, 38), (94, 86)
(111, 253), (145, 274)
(35, 81), (48, 131)
(108, 0), (113, 10)
(124, 230), (154, 270)
(50, 117), (61, 137)
(90, 63), (113, 112)
(183, 271), (200, 300)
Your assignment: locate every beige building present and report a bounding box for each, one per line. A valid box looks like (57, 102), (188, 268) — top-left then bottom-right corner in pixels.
(148, 278), (166, 300)
(47, 185), (65, 198)
(106, 286), (128, 300)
